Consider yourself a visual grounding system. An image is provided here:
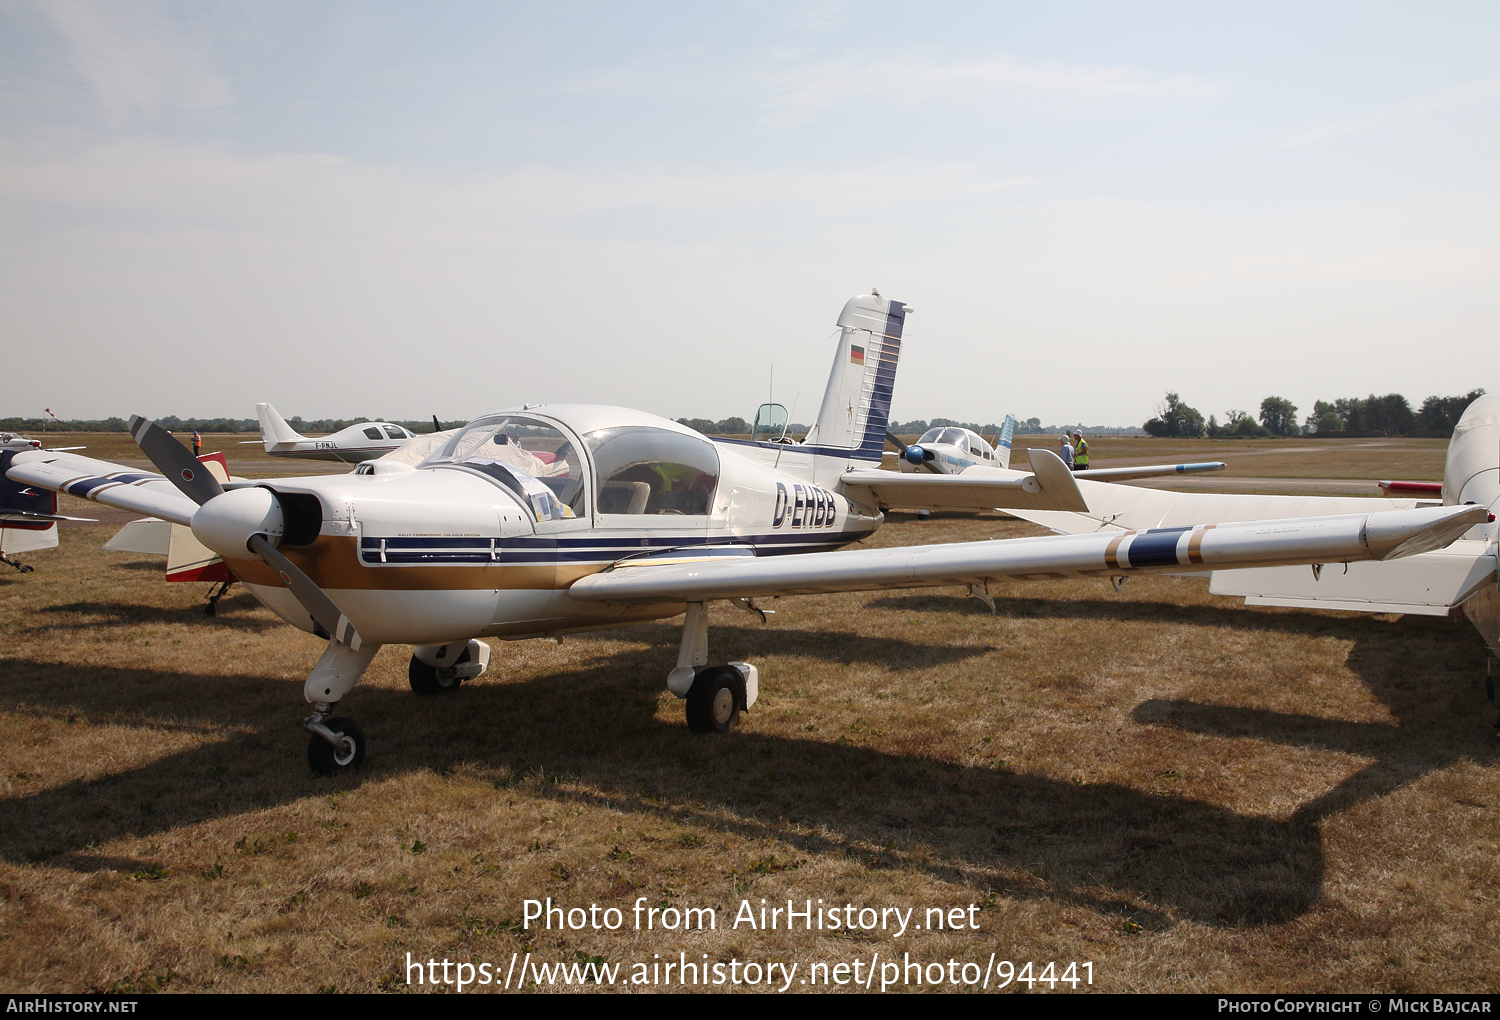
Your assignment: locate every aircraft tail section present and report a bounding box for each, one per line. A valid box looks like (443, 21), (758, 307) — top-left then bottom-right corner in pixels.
(0, 448), (59, 556)
(256, 403), (305, 451)
(801, 293), (910, 462)
(994, 415), (1016, 470)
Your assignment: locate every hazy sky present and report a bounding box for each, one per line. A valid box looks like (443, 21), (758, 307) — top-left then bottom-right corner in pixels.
(3, 1), (1497, 427)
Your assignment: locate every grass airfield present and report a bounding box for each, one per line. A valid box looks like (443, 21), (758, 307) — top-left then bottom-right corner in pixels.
(3, 488), (1499, 993)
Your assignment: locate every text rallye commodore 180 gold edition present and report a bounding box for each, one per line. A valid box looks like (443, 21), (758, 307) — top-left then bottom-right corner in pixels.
(8, 294), (1487, 772)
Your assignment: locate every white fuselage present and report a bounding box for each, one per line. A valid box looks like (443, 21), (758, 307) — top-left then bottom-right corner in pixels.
(896, 427), (1005, 475)
(225, 406), (883, 646)
(262, 421), (415, 463)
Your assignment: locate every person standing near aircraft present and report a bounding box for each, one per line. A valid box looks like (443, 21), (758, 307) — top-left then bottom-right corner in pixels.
(1071, 430), (1088, 471)
(1059, 434), (1074, 469)
(192, 431), (202, 457)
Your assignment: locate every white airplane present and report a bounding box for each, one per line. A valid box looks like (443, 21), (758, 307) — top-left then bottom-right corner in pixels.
(888, 420), (1229, 483)
(999, 392), (1500, 697)
(8, 294), (1485, 773)
(0, 432), (90, 571)
(248, 403), (422, 462)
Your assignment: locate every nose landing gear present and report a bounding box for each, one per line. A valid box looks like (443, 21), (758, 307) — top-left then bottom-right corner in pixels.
(306, 715), (365, 774)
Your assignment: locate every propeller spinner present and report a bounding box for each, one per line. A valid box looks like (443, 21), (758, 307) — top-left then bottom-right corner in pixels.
(127, 415), (363, 649)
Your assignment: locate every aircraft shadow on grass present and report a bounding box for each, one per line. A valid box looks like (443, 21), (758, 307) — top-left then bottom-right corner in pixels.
(31, 595), (276, 634)
(0, 608), (1491, 930)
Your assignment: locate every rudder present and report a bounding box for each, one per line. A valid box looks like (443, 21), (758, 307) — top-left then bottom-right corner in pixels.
(800, 292), (910, 461)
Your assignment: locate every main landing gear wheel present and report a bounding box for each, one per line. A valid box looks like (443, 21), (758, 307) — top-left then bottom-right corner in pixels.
(307, 717), (365, 775)
(685, 666), (746, 734)
(409, 652), (464, 695)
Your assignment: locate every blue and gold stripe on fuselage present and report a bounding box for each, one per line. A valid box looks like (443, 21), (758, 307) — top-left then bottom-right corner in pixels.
(224, 528), (859, 593)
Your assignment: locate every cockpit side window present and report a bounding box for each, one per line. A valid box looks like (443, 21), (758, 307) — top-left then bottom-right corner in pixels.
(917, 428), (943, 445)
(382, 426), (406, 440)
(584, 427), (719, 516)
(363, 427), (383, 440)
(422, 414), (587, 515)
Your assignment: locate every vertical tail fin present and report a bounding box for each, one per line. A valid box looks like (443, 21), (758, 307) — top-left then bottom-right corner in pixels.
(256, 403), (305, 451)
(801, 293), (910, 460)
(994, 414), (1016, 470)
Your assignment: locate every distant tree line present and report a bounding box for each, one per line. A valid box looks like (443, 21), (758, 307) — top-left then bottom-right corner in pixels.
(671, 415), (1147, 438)
(0, 415), (466, 434)
(1142, 389), (1485, 439)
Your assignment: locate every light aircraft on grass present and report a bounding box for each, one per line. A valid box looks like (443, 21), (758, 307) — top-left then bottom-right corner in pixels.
(7, 294), (1486, 773)
(878, 419), (1227, 518)
(887, 420), (1229, 483)
(0, 432), (91, 572)
(247, 403), (429, 463)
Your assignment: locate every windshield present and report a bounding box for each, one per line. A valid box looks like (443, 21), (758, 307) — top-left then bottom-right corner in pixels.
(422, 413), (586, 516)
(584, 426), (719, 516)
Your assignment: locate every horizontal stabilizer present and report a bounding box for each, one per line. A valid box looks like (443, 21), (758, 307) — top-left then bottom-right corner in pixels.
(0, 510), (95, 524)
(1074, 461), (1226, 482)
(838, 448), (1087, 513)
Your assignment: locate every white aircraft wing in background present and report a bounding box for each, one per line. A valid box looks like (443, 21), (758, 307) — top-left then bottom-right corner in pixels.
(8, 451), (204, 526)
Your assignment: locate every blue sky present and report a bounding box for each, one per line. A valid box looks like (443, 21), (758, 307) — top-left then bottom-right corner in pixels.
(3, 1), (1497, 427)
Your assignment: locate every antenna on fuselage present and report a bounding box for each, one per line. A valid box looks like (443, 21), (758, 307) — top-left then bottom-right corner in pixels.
(774, 391), (800, 469)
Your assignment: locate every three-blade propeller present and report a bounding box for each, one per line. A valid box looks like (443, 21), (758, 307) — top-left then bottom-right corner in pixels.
(128, 415), (362, 650)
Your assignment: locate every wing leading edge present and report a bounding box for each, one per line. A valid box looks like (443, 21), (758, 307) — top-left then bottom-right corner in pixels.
(568, 504), (1488, 605)
(6, 451), (200, 526)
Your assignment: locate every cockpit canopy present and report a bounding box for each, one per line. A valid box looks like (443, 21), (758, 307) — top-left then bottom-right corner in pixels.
(420, 413), (719, 519)
(421, 413), (585, 518)
(917, 427), (994, 459)
(584, 426), (719, 516)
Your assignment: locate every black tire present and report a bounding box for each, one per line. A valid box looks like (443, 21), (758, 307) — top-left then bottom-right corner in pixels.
(308, 717), (365, 775)
(408, 648), (467, 695)
(685, 666), (745, 734)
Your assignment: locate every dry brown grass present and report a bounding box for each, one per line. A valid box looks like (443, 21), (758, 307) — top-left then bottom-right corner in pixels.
(1, 511), (1497, 993)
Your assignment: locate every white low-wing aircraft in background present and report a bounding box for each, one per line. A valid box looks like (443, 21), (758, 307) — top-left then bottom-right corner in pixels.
(877, 419), (1226, 518)
(886, 419), (1229, 483)
(247, 402), (424, 463)
(9, 294), (1486, 773)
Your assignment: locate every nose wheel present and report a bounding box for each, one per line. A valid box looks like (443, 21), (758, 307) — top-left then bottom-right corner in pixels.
(307, 716), (365, 774)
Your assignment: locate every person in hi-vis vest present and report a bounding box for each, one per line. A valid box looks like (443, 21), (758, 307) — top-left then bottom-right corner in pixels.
(1071, 430), (1088, 471)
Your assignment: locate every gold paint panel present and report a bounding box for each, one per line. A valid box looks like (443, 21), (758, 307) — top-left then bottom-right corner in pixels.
(224, 536), (591, 591)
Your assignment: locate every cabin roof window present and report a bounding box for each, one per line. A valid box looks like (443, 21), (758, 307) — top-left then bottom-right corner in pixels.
(583, 426), (719, 516)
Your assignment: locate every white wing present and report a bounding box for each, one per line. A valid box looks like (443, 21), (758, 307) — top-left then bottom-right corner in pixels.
(568, 505), (1487, 605)
(7, 451), (199, 526)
